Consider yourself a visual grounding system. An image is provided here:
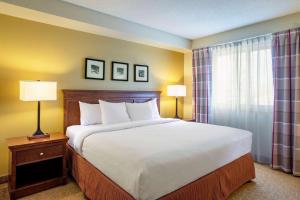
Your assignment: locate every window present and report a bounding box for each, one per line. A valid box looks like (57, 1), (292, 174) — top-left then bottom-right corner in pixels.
(211, 38), (273, 111)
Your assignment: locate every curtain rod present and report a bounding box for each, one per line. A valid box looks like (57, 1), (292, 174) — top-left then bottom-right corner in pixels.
(194, 26), (300, 51)
(194, 33), (272, 50)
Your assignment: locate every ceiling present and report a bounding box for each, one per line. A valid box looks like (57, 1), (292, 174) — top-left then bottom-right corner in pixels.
(62, 0), (300, 39)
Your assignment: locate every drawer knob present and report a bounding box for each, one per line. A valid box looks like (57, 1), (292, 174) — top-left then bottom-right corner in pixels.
(40, 152), (44, 156)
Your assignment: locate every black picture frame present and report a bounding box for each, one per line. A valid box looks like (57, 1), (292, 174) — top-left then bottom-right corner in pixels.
(111, 61), (129, 81)
(134, 64), (149, 82)
(85, 58), (105, 80)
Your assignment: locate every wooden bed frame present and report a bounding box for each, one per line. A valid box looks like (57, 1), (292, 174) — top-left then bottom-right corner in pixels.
(63, 89), (255, 200)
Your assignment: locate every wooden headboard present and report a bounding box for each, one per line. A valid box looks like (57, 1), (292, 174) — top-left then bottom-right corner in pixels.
(63, 90), (161, 132)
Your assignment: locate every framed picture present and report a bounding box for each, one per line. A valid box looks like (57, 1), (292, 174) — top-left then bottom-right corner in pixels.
(134, 64), (149, 82)
(111, 62), (129, 81)
(85, 58), (105, 80)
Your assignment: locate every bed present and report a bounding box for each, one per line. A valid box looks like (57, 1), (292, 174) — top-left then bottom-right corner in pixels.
(64, 90), (255, 200)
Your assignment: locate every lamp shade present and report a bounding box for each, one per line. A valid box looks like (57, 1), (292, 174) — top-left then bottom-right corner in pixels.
(167, 85), (186, 97)
(20, 81), (57, 101)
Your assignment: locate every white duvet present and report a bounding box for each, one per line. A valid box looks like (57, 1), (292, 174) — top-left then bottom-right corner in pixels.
(67, 119), (252, 200)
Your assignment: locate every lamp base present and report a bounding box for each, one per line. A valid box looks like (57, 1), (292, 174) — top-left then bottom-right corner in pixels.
(174, 97), (181, 119)
(28, 134), (50, 140)
(27, 130), (50, 140)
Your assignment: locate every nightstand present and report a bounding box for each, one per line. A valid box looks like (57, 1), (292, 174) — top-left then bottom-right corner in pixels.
(183, 118), (196, 122)
(6, 133), (68, 200)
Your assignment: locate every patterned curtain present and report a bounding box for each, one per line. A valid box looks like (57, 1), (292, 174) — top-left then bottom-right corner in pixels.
(272, 28), (300, 176)
(192, 47), (212, 123)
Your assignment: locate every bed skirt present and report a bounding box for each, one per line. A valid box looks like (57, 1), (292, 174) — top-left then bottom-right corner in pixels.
(66, 144), (255, 200)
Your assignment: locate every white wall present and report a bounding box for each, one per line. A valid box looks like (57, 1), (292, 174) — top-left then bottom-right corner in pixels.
(193, 12), (300, 49)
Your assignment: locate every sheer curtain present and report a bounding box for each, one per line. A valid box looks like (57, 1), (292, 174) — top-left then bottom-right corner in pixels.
(209, 36), (274, 164)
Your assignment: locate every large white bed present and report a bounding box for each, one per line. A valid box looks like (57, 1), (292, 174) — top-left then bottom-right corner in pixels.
(66, 118), (252, 200)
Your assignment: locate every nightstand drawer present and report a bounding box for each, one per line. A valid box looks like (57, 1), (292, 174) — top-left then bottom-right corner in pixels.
(16, 143), (64, 165)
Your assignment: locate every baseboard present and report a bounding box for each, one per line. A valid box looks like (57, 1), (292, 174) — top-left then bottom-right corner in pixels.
(0, 175), (8, 184)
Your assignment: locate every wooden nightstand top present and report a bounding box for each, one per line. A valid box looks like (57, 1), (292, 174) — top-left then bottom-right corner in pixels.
(7, 132), (67, 150)
(183, 118), (196, 122)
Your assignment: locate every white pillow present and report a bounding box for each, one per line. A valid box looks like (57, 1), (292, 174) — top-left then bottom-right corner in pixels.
(99, 100), (131, 124)
(126, 102), (153, 121)
(149, 98), (160, 119)
(79, 101), (102, 125)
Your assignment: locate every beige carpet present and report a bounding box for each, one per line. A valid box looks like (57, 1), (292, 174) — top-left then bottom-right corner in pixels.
(0, 163), (299, 200)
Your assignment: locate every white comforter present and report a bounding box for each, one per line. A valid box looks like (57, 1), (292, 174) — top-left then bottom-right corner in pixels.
(67, 119), (252, 200)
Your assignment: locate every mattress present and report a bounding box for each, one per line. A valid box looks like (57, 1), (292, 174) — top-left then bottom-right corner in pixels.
(67, 123), (104, 149)
(66, 119), (252, 200)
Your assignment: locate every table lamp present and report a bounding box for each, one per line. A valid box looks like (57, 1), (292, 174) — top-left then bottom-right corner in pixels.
(20, 80), (57, 139)
(167, 85), (186, 118)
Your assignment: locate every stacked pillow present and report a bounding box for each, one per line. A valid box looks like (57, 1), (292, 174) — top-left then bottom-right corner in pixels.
(125, 99), (160, 121)
(79, 102), (102, 125)
(79, 99), (160, 125)
(98, 100), (130, 124)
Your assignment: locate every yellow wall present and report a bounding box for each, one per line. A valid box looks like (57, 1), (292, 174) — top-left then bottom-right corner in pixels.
(0, 14), (184, 176)
(183, 52), (193, 119)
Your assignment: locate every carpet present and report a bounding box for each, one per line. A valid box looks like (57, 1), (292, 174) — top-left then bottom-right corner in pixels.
(0, 163), (299, 200)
